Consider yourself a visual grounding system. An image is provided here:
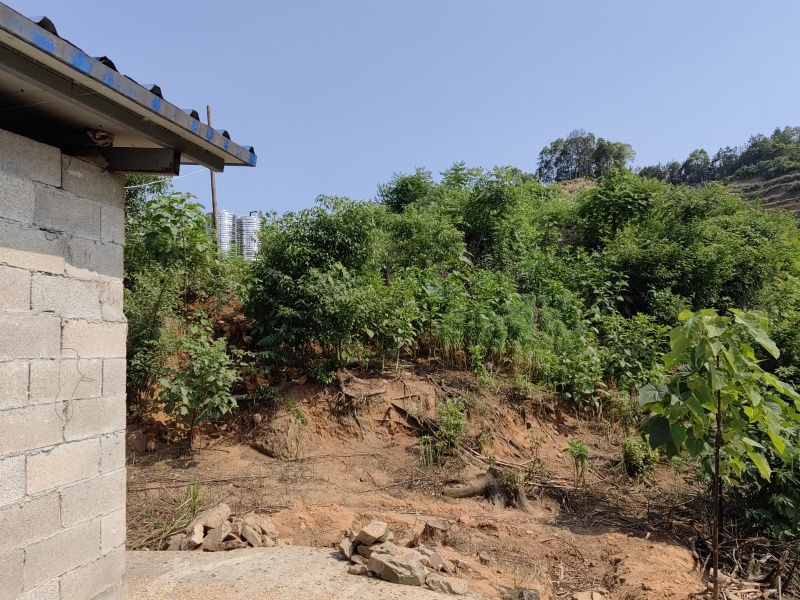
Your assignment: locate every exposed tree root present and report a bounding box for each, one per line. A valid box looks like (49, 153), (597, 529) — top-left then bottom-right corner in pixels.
(442, 466), (533, 512)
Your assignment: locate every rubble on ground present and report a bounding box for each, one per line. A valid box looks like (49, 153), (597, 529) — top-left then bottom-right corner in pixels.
(163, 503), (283, 552)
(338, 519), (468, 595)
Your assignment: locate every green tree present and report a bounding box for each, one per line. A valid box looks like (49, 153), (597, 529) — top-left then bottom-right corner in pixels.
(377, 167), (435, 212)
(640, 309), (800, 599)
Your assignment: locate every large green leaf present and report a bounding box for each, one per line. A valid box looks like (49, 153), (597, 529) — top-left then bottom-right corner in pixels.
(746, 450), (772, 482)
(732, 310), (779, 358)
(638, 383), (668, 407)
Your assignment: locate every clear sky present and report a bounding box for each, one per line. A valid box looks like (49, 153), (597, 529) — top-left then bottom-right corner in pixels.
(22, 1), (800, 216)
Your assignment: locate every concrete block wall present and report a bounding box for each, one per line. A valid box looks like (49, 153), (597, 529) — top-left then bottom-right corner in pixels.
(0, 128), (127, 600)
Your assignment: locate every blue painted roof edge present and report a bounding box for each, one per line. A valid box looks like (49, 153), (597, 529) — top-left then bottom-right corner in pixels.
(0, 4), (256, 167)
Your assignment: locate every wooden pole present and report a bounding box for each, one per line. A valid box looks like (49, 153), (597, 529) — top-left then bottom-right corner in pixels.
(207, 105), (219, 244)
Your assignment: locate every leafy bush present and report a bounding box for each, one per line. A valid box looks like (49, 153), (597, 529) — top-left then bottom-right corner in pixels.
(621, 438), (659, 478)
(157, 315), (240, 446)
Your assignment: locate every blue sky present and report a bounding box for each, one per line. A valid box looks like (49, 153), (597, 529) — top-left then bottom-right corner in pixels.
(24, 1), (800, 215)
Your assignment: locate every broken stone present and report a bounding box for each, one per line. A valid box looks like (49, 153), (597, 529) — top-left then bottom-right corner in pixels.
(426, 573), (469, 595)
(261, 535), (275, 547)
(186, 503), (231, 534)
(184, 522), (205, 549)
(368, 549), (427, 586)
(242, 525), (262, 547)
(519, 590), (541, 600)
(201, 522), (232, 552)
(166, 534), (185, 551)
(351, 555), (368, 567)
(386, 530), (395, 542)
(572, 593), (606, 600)
(478, 550), (492, 565)
(242, 511), (279, 539)
(220, 540), (248, 551)
(355, 520), (390, 545)
(186, 503), (231, 535)
(348, 565), (368, 576)
(358, 541), (398, 559)
(277, 537), (293, 546)
(228, 520), (243, 537)
(426, 551), (446, 571)
(339, 536), (357, 559)
(423, 519), (450, 544)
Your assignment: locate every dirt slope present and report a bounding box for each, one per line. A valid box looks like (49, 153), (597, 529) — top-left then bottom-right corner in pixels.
(127, 368), (705, 599)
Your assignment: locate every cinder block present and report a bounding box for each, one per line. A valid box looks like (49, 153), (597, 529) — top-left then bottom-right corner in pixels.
(0, 128), (61, 187)
(29, 359), (103, 403)
(62, 320), (126, 359)
(61, 155), (124, 208)
(100, 507), (125, 554)
(59, 545), (124, 600)
(34, 185), (102, 240)
(89, 583), (127, 600)
(0, 313), (60, 360)
(0, 455), (25, 508)
(101, 204), (125, 245)
(0, 493), (61, 555)
(0, 164), (36, 224)
(0, 219), (65, 275)
(64, 236), (123, 281)
(101, 279), (124, 307)
(0, 361), (28, 409)
(102, 358), (126, 396)
(17, 580), (59, 600)
(24, 517), (100, 591)
(0, 549), (24, 600)
(26, 438), (100, 495)
(0, 403), (64, 456)
(64, 394), (125, 441)
(61, 469), (125, 527)
(99, 430), (125, 473)
(31, 274), (102, 320)
(0, 265), (31, 311)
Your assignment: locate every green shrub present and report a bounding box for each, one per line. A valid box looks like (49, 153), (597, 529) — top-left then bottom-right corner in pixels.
(621, 438), (660, 478)
(157, 314), (240, 447)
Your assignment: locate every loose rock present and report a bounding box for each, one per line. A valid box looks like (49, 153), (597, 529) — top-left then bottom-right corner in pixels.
(186, 503), (232, 534)
(242, 511), (279, 539)
(201, 522), (232, 552)
(423, 519), (450, 544)
(358, 541), (398, 559)
(242, 525), (262, 547)
(355, 521), (390, 545)
(572, 593), (607, 600)
(351, 555), (368, 567)
(184, 523), (205, 549)
(426, 572), (469, 595)
(339, 536), (357, 559)
(166, 534), (185, 551)
(368, 550), (427, 586)
(348, 565), (368, 576)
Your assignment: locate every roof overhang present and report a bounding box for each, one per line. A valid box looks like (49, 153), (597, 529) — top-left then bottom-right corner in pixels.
(0, 4), (256, 173)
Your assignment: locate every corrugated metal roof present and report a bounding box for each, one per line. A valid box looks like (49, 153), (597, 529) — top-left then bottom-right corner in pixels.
(0, 4), (256, 171)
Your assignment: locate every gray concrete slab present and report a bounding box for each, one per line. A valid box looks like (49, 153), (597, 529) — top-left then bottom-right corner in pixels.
(127, 547), (474, 600)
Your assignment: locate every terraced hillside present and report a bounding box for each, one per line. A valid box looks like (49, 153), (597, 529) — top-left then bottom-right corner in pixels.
(728, 170), (800, 213)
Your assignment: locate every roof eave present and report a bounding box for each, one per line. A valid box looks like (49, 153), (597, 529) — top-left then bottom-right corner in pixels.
(0, 4), (256, 171)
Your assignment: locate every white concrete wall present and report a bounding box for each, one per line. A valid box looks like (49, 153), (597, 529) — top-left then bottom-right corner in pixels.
(0, 128), (127, 600)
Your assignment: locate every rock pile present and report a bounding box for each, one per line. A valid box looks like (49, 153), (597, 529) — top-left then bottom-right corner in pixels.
(163, 503), (289, 551)
(338, 520), (468, 596)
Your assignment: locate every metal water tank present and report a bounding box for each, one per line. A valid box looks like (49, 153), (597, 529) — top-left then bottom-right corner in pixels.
(236, 212), (262, 261)
(207, 210), (237, 253)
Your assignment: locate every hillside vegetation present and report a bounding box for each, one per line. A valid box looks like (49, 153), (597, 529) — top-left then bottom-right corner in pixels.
(124, 132), (800, 590)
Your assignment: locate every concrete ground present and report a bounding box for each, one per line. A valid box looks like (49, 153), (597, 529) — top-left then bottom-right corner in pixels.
(127, 547), (473, 600)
